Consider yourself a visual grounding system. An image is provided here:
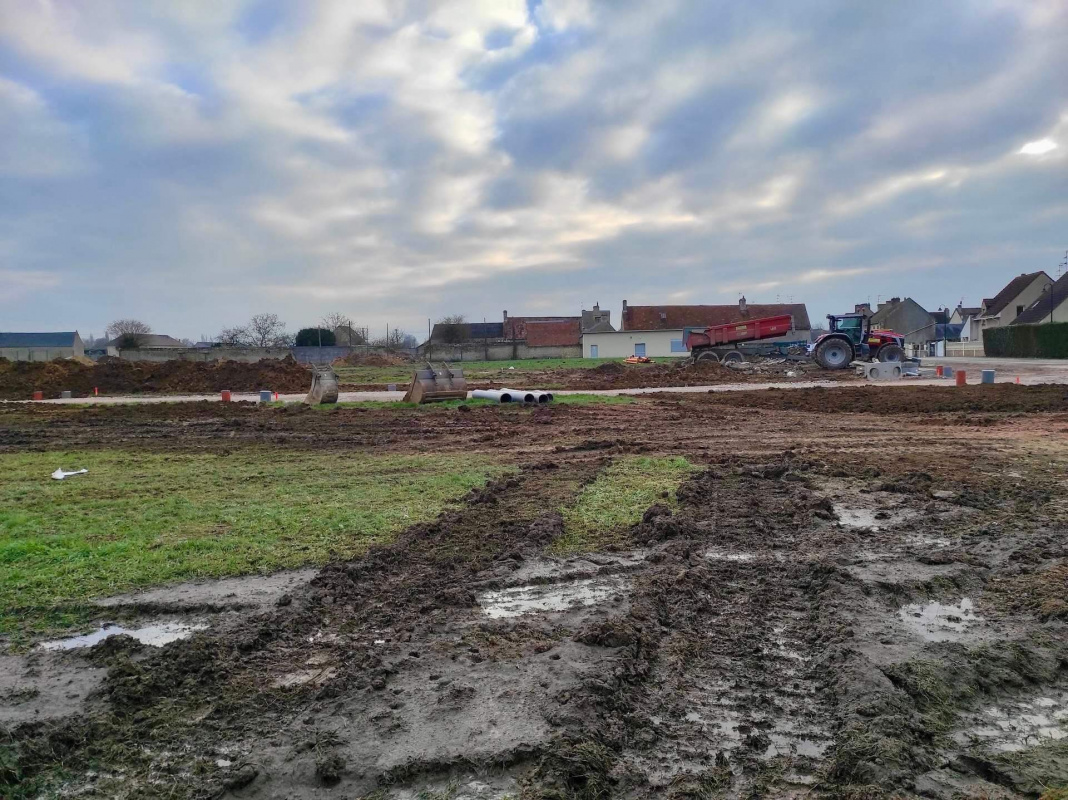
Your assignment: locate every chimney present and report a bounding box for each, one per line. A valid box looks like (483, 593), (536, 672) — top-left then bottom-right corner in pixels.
(503, 310), (508, 321)
(739, 295), (748, 315)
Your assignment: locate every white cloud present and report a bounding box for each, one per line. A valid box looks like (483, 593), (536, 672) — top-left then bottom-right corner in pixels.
(1019, 138), (1058, 155)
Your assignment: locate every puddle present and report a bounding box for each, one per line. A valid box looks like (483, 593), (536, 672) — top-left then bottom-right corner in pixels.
(704, 549), (756, 562)
(477, 577), (626, 619)
(897, 598), (983, 642)
(955, 691), (1068, 753)
(763, 733), (830, 759)
(272, 666), (338, 689)
(906, 534), (952, 548)
(834, 505), (915, 531)
(39, 621), (207, 651)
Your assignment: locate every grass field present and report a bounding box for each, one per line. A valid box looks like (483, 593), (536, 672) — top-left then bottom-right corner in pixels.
(0, 450), (506, 636)
(554, 456), (699, 553)
(333, 357), (675, 386)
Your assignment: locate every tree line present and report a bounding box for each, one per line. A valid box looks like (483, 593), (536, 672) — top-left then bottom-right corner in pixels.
(99, 313), (417, 350)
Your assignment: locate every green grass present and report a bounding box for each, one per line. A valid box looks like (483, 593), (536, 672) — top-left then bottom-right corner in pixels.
(553, 456), (699, 553)
(0, 450), (506, 636)
(333, 356), (675, 386)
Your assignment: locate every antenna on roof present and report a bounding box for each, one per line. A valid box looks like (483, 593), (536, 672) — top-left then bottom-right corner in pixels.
(1059, 249), (1067, 278)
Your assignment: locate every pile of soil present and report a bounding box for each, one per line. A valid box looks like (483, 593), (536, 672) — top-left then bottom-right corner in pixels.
(694, 383), (1068, 414)
(332, 352), (411, 367)
(560, 358), (837, 389)
(0, 356), (311, 399)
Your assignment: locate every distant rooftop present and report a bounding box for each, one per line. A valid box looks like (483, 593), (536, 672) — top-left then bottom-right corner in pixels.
(0, 331), (79, 348)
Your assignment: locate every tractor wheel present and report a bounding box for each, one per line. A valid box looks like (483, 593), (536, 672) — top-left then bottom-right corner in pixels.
(876, 344), (905, 363)
(695, 350), (720, 363)
(815, 338), (854, 370)
(721, 351), (745, 364)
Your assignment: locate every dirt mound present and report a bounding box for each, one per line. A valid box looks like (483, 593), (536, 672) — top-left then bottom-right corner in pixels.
(332, 352), (411, 367)
(0, 356), (311, 399)
(564, 358), (829, 389)
(693, 383), (1068, 414)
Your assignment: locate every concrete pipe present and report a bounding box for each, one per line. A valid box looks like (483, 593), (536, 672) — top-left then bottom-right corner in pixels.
(501, 389), (537, 403)
(472, 389), (515, 403)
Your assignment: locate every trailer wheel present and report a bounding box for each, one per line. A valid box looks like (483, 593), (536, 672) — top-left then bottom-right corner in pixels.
(815, 337), (854, 370)
(694, 350), (720, 363)
(720, 351), (745, 364)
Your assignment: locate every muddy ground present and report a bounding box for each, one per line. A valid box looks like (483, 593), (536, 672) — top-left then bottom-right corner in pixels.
(340, 357), (857, 392)
(2, 385), (1067, 799)
(0, 356), (313, 400)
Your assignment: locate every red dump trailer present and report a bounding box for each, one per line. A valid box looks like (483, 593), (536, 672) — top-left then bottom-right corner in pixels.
(684, 314), (798, 363)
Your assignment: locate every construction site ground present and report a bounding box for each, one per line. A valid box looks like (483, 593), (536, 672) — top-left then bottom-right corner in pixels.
(2, 384), (1067, 799)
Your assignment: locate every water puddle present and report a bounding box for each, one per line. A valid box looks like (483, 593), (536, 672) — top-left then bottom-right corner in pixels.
(906, 533), (952, 548)
(40, 621), (207, 651)
(954, 691), (1068, 752)
(704, 549), (756, 562)
(897, 598), (983, 642)
(834, 505), (915, 531)
(477, 577), (626, 619)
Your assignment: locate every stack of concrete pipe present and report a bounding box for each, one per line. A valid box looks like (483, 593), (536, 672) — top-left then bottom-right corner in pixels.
(471, 389), (554, 404)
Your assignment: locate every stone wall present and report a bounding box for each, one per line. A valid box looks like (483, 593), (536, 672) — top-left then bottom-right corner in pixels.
(416, 340), (583, 361)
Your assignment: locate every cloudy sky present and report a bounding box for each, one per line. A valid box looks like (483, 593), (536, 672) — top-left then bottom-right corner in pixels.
(2, 0), (1066, 341)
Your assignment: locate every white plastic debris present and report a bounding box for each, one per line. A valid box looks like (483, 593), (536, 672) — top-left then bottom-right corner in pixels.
(786, 371), (796, 377)
(51, 468), (88, 481)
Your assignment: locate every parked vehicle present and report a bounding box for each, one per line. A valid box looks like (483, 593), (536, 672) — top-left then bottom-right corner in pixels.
(684, 314), (799, 364)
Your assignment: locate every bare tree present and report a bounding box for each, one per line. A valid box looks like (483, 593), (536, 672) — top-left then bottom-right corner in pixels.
(106, 318), (152, 349)
(217, 326), (251, 346)
(246, 313), (290, 347)
(321, 312), (353, 331)
(435, 314), (469, 344)
(322, 312), (366, 345)
(373, 327), (411, 351)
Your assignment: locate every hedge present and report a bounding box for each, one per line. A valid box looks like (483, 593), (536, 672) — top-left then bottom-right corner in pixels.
(983, 322), (1068, 358)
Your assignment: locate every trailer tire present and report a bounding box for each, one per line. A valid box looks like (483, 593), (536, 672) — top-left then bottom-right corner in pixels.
(694, 350), (720, 363)
(720, 351), (745, 364)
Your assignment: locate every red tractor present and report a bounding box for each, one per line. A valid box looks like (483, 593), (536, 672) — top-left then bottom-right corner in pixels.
(812, 314), (906, 370)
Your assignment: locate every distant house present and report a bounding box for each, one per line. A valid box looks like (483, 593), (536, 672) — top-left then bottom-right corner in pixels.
(971, 271), (1052, 335)
(1013, 272), (1068, 325)
(107, 333), (185, 349)
(950, 305), (983, 342)
(502, 311), (583, 347)
(582, 298), (810, 358)
(581, 303), (615, 333)
(0, 331), (84, 361)
(868, 298), (938, 347)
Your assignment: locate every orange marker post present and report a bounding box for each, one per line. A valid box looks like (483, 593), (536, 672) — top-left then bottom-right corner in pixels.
(955, 370), (967, 387)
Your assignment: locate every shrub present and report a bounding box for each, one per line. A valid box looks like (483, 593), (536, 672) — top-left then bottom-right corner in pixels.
(295, 328), (336, 347)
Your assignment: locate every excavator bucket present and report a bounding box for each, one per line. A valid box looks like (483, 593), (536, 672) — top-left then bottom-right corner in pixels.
(403, 363), (468, 404)
(304, 365), (339, 405)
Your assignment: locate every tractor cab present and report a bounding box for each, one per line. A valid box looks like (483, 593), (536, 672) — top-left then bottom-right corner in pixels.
(827, 313), (868, 346)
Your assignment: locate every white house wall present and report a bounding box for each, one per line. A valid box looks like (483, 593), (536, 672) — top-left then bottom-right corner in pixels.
(582, 330), (687, 358)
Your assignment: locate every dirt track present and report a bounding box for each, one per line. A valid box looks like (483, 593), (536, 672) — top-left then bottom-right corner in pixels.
(2, 386), (1067, 798)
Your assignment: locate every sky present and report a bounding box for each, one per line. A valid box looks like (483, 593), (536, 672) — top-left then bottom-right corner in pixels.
(1, 0), (1066, 342)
